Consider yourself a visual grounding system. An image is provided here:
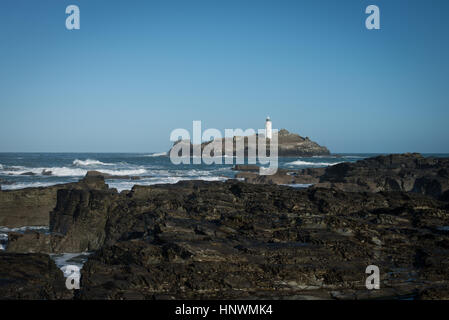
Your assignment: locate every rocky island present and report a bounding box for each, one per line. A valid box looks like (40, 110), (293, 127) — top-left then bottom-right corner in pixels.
(169, 128), (330, 158)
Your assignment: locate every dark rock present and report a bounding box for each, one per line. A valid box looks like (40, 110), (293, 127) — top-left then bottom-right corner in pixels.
(0, 253), (72, 299)
(418, 285), (449, 300)
(235, 166), (324, 185)
(6, 231), (52, 253)
(42, 170), (52, 176)
(85, 170), (141, 181)
(235, 153), (449, 200)
(3, 153), (449, 299)
(0, 176), (109, 228)
(20, 172), (36, 176)
(232, 164), (260, 172)
(49, 187), (117, 253)
(0, 185), (68, 228)
(41, 179), (449, 299)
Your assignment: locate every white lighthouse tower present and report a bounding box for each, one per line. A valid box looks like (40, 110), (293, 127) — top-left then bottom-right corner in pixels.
(265, 116), (272, 139)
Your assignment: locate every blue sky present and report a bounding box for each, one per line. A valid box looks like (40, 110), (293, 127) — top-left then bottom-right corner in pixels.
(0, 0), (448, 153)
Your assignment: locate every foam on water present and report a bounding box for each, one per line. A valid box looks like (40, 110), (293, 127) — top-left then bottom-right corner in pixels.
(0, 233), (7, 251)
(0, 153), (390, 191)
(73, 159), (114, 166)
(1, 167), (86, 176)
(1, 166), (147, 177)
(108, 175), (229, 192)
(0, 182), (63, 190)
(144, 152), (167, 157)
(286, 160), (342, 167)
(281, 183), (313, 188)
(50, 252), (92, 278)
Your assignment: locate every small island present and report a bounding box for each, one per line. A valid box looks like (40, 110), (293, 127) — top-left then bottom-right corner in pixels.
(169, 118), (330, 158)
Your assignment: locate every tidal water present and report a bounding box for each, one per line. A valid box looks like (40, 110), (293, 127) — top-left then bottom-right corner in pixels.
(0, 152), (383, 192)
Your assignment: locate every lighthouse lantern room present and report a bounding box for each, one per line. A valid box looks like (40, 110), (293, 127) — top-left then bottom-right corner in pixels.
(265, 117), (272, 139)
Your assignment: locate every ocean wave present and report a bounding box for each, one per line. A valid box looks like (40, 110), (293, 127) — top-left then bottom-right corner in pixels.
(144, 152), (167, 157)
(1, 166), (147, 177)
(0, 182), (62, 190)
(281, 183), (313, 188)
(73, 159), (114, 166)
(96, 168), (147, 176)
(312, 155), (338, 158)
(0, 226), (49, 234)
(286, 160), (342, 167)
(50, 252), (92, 278)
(341, 155), (365, 159)
(108, 176), (228, 192)
(1, 167), (86, 177)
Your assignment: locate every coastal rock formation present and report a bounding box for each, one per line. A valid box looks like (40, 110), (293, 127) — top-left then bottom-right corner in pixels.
(0, 176), (109, 228)
(2, 153), (449, 300)
(0, 253), (71, 299)
(276, 129), (330, 157)
(169, 129), (330, 158)
(317, 153), (449, 199)
(35, 179), (448, 299)
(6, 231), (53, 253)
(0, 185), (67, 228)
(235, 153), (449, 200)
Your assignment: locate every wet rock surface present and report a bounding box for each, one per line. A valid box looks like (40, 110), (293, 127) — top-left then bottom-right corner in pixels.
(1, 153), (449, 300)
(0, 253), (71, 299)
(0, 185), (66, 228)
(42, 180), (448, 299)
(236, 153), (449, 200)
(0, 176), (109, 228)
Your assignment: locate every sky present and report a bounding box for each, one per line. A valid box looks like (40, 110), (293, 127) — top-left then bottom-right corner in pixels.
(0, 0), (448, 153)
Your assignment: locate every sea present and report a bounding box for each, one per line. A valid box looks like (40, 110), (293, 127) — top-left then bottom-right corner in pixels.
(0, 152), (378, 192)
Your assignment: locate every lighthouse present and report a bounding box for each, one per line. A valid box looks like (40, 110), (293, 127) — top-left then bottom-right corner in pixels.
(265, 116), (272, 139)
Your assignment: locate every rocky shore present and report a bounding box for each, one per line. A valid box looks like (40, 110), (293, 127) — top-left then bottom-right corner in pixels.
(235, 153), (449, 200)
(1, 154), (449, 300)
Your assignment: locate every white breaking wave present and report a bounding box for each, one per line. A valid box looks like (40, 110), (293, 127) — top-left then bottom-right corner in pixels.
(50, 252), (92, 278)
(1, 166), (147, 177)
(97, 168), (147, 176)
(144, 152), (167, 157)
(341, 155), (365, 159)
(1, 167), (86, 177)
(108, 175), (228, 192)
(286, 160), (342, 167)
(73, 159), (114, 166)
(0, 182), (62, 190)
(0, 226), (49, 233)
(281, 183), (313, 188)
